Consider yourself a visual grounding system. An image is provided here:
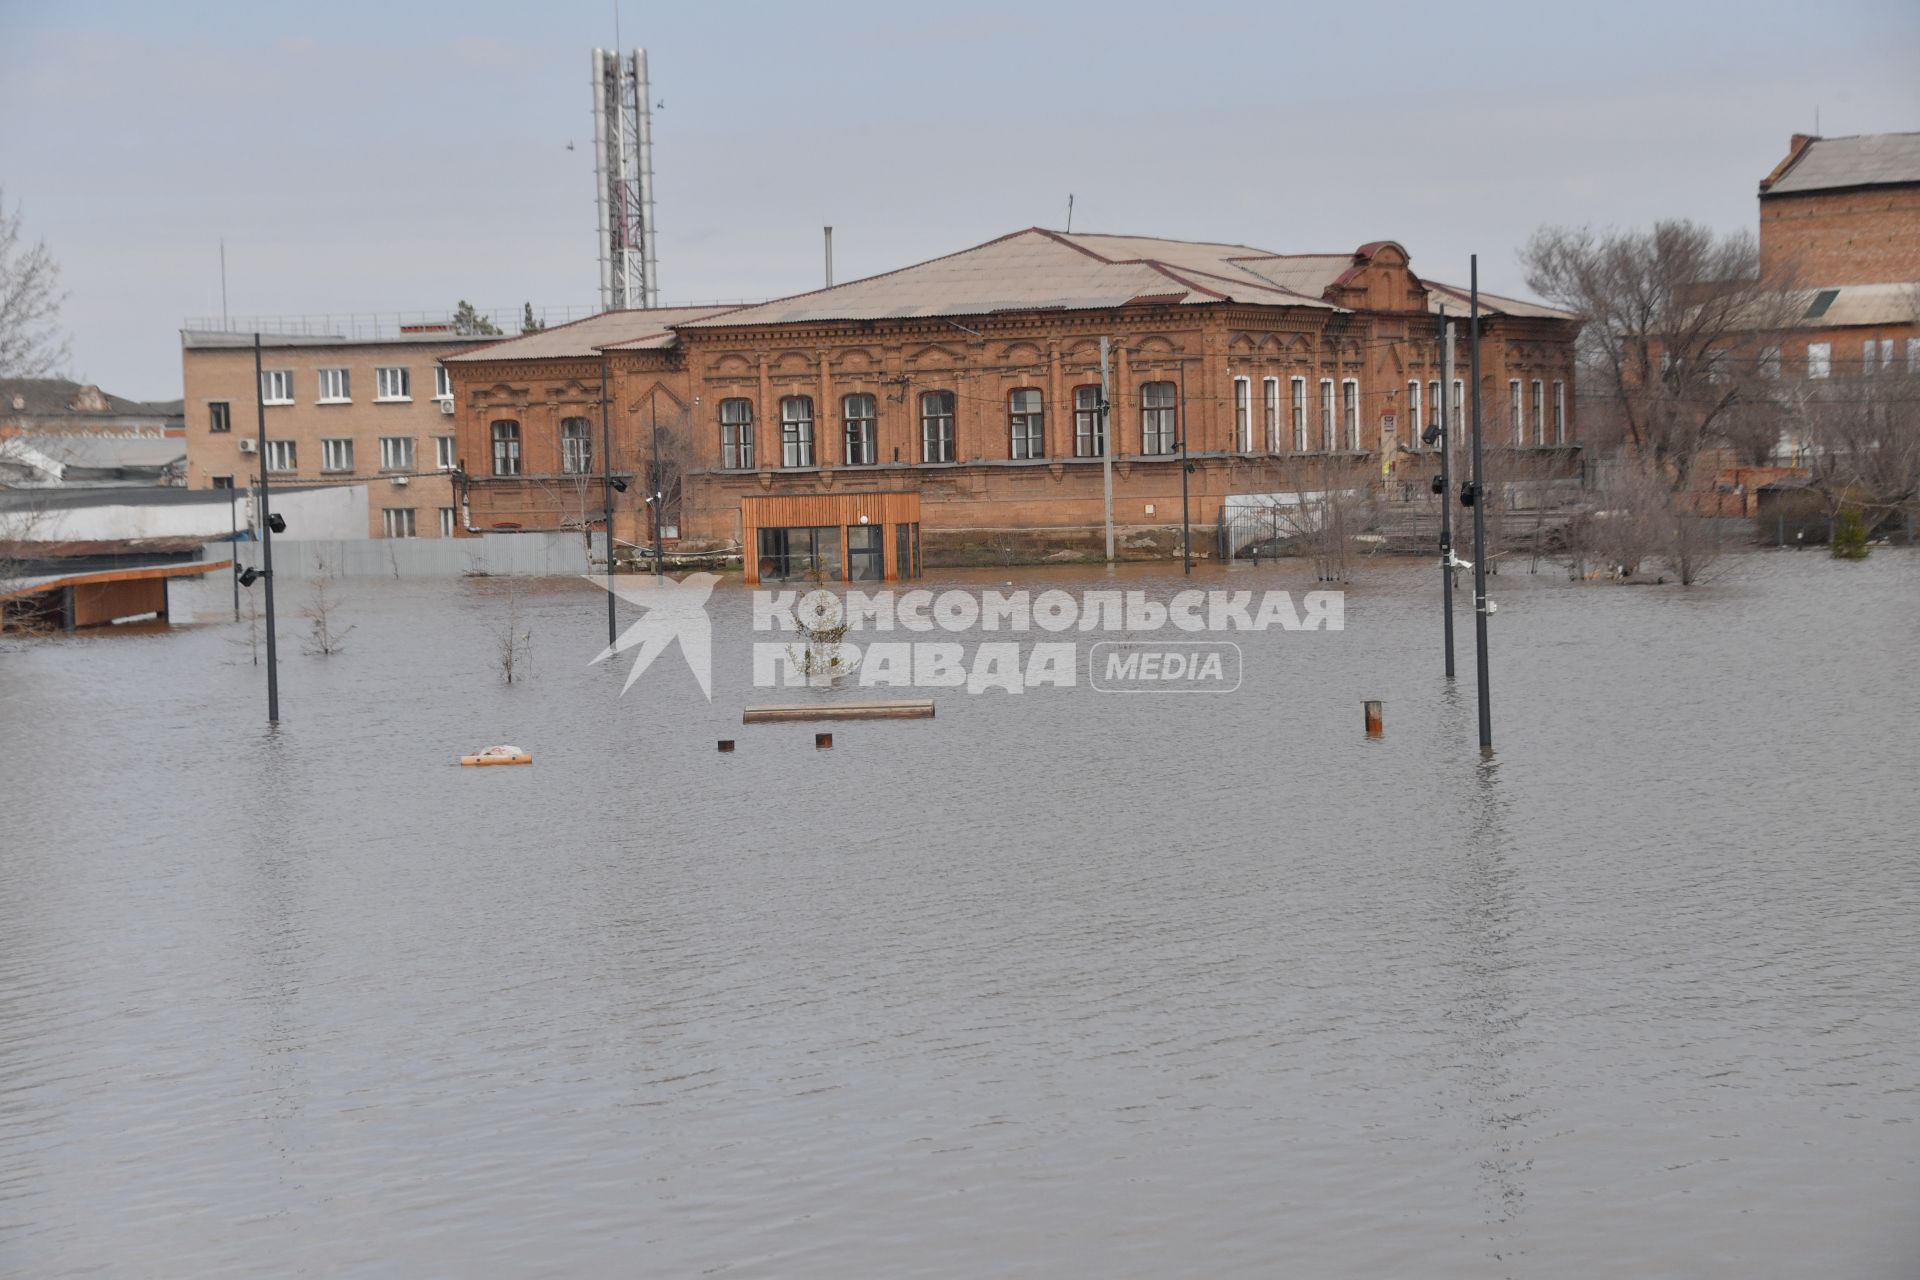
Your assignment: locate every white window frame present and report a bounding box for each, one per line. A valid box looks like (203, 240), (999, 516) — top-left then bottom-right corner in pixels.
(1073, 385), (1104, 458)
(721, 398), (755, 469)
(920, 391), (955, 463)
(1262, 376), (1280, 452)
(1406, 380), (1422, 446)
(560, 418), (593, 474)
(320, 438), (353, 473)
(1291, 377), (1307, 452)
(1006, 389), (1042, 461)
(382, 507), (417, 538)
(1428, 380), (1441, 443)
(1341, 378), (1360, 451)
(1140, 382), (1177, 455)
(1452, 380), (1465, 438)
(264, 439), (297, 473)
(1553, 381), (1566, 444)
(209, 401), (231, 434)
(434, 366), (454, 401)
(379, 436), (415, 472)
(376, 366), (412, 401)
(782, 396), (816, 468)
(1509, 379), (1523, 443)
(1906, 337), (1919, 372)
(1807, 343), (1831, 379)
(1531, 379), (1545, 445)
(317, 367), (351, 403)
(436, 435), (456, 470)
(261, 369), (294, 405)
(1233, 376), (1252, 452)
(439, 507), (457, 537)
(1319, 379), (1335, 451)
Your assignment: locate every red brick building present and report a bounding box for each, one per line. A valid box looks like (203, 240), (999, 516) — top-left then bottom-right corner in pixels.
(445, 230), (1579, 568)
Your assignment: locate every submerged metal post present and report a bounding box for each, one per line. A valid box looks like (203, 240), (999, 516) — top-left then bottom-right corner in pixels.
(1468, 258), (1492, 750)
(1364, 700), (1384, 736)
(254, 333), (280, 724)
(1439, 307), (1456, 679)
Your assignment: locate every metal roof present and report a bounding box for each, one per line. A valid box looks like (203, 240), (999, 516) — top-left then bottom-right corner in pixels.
(441, 305), (743, 362)
(1794, 281), (1920, 328)
(1, 378), (182, 421)
(1765, 132), (1920, 195)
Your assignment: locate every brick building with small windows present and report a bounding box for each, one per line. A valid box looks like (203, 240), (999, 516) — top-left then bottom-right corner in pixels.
(181, 327), (499, 538)
(444, 230), (1580, 572)
(1752, 132), (1920, 386)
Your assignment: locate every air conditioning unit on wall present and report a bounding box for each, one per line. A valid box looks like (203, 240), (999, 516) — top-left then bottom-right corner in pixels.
(237, 438), (257, 453)
(391, 475), (410, 486)
(437, 399), (454, 415)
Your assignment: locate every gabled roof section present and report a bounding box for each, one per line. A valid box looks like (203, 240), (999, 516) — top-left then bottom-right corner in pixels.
(1, 378), (183, 421)
(1419, 279), (1578, 320)
(441, 305), (742, 363)
(679, 229), (1345, 330)
(1762, 131), (1920, 196)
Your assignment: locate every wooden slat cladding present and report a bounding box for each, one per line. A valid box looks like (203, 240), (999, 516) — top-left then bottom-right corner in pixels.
(741, 492), (919, 530)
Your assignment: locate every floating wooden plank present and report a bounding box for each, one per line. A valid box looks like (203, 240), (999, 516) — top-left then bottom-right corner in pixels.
(742, 699), (935, 724)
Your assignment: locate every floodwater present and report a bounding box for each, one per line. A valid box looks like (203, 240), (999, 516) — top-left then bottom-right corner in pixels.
(1, 551), (1916, 1277)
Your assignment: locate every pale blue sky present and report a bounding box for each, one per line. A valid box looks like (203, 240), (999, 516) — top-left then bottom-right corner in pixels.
(2, 0), (1917, 397)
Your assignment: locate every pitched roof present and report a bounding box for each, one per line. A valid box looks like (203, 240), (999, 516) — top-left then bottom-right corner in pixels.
(1763, 132), (1920, 196)
(0, 378), (183, 421)
(1790, 281), (1920, 328)
(679, 229), (1347, 330)
(441, 305), (741, 363)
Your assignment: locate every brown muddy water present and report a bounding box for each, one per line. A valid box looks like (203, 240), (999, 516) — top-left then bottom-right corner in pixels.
(1, 551), (1916, 1277)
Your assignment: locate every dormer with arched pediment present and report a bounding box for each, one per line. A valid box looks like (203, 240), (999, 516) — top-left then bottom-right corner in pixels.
(1322, 242), (1431, 314)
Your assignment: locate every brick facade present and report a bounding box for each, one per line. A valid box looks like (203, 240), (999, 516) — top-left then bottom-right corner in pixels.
(182, 334), (487, 538)
(448, 236), (1579, 556)
(1760, 185), (1920, 284)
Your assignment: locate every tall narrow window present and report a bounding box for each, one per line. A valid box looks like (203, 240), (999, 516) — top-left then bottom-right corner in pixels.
(720, 398), (754, 469)
(321, 438), (354, 473)
(843, 393), (876, 465)
(1428, 380), (1441, 438)
(434, 366), (453, 400)
(1532, 380), (1545, 445)
(1553, 381), (1566, 444)
(439, 507), (457, 537)
(1291, 377), (1307, 451)
(1407, 380), (1422, 446)
(561, 417), (593, 473)
(781, 396), (815, 467)
(260, 370), (293, 404)
(436, 435), (456, 470)
(920, 391), (955, 463)
(1263, 377), (1280, 451)
(1509, 379), (1523, 444)
(1807, 343), (1830, 379)
(491, 420), (521, 476)
(1760, 347), (1782, 379)
(318, 368), (350, 402)
(379, 436), (414, 472)
(1452, 380), (1465, 436)
(1342, 379), (1360, 451)
(376, 366), (411, 401)
(1140, 381), (1177, 454)
(1008, 388), (1043, 459)
(1319, 379), (1335, 451)
(1073, 385), (1104, 457)
(1233, 376), (1252, 452)
(208, 401), (231, 434)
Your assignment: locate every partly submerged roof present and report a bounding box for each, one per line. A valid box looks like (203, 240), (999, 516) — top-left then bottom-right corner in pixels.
(442, 306), (741, 362)
(1763, 132), (1920, 196)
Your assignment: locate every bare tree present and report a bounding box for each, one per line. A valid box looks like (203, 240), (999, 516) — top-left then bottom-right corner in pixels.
(1522, 221), (1803, 491)
(0, 188), (70, 378)
(302, 558), (354, 656)
(1788, 372), (1920, 541)
(492, 581), (534, 683)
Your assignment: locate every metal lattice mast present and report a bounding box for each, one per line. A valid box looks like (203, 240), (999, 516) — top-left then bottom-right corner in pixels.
(592, 48), (658, 311)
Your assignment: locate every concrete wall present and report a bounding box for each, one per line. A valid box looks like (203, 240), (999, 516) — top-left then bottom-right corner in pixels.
(230, 530), (593, 579)
(13, 485), (367, 543)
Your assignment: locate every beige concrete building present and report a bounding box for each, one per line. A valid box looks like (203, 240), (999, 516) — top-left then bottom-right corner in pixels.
(181, 328), (499, 538)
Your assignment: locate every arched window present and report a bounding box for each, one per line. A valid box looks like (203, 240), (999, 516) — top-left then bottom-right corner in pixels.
(780, 396), (814, 467)
(1342, 379), (1360, 451)
(1009, 388), (1043, 459)
(490, 420), (520, 476)
(921, 391), (955, 463)
(720, 398), (754, 469)
(560, 417), (592, 473)
(1140, 381), (1176, 454)
(843, 393), (876, 465)
(1073, 385), (1104, 457)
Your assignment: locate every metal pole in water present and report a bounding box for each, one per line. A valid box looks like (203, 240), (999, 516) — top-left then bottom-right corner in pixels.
(601, 353), (617, 645)
(1439, 307), (1456, 679)
(1468, 259), (1492, 750)
(253, 333), (279, 724)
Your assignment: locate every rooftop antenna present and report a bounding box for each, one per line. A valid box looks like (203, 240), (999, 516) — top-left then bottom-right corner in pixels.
(1066, 194), (1074, 233)
(219, 238), (228, 326)
(592, 45), (660, 309)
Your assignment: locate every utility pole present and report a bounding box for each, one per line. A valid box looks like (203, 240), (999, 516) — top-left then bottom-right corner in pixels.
(1439, 307), (1455, 679)
(1467, 258), (1492, 750)
(1100, 336), (1114, 562)
(229, 486), (240, 622)
(1179, 358), (1192, 574)
(600, 354), (617, 646)
(253, 334), (279, 724)
(824, 226), (833, 288)
(650, 390), (664, 581)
